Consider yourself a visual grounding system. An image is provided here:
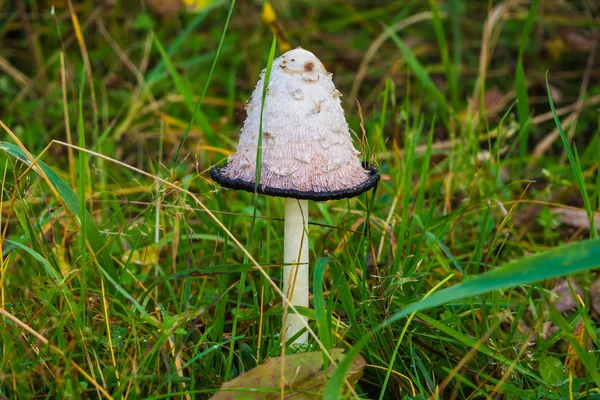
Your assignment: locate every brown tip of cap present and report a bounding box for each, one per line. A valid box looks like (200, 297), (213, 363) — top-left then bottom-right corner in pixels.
(211, 165), (379, 201)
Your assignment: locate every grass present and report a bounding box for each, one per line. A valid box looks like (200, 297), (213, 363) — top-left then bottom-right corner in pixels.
(1, 1), (600, 398)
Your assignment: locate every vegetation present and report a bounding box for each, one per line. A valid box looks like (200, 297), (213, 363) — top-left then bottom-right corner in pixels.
(1, 0), (599, 398)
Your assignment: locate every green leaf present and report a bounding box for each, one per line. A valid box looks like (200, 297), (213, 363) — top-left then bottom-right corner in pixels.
(313, 257), (332, 352)
(384, 24), (451, 116)
(326, 239), (600, 398)
(546, 73), (597, 238)
(539, 356), (565, 386)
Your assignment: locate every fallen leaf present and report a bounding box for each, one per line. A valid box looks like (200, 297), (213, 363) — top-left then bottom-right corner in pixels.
(560, 30), (595, 53)
(552, 278), (584, 313)
(468, 87), (507, 118)
(210, 348), (365, 399)
(145, 0), (184, 18)
(551, 207), (600, 232)
(121, 245), (160, 266)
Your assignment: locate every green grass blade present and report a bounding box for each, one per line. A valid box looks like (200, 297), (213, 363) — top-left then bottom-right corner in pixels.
(384, 24), (450, 116)
(326, 238), (600, 397)
(146, 8), (213, 83)
(313, 257), (332, 352)
(428, 0), (456, 109)
(224, 36), (277, 379)
(0, 142), (117, 279)
(77, 71), (88, 270)
(152, 34), (214, 144)
(546, 73), (597, 238)
(6, 240), (62, 285)
(254, 35), (278, 196)
(169, 0), (236, 165)
(450, 0), (462, 99)
(516, 0), (540, 164)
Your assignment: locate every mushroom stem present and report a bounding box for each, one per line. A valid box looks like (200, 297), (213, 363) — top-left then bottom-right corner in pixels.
(283, 198), (309, 345)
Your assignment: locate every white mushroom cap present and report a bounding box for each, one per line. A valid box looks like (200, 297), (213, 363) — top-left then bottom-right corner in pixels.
(211, 47), (379, 201)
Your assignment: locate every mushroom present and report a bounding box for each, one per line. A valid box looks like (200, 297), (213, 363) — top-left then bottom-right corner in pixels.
(211, 48), (379, 345)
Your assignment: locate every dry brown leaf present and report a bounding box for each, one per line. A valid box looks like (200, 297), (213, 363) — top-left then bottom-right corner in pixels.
(552, 278), (584, 313)
(145, 0), (184, 18)
(590, 277), (600, 316)
(551, 207), (600, 233)
(210, 349), (365, 399)
(564, 320), (593, 378)
(560, 30), (596, 53)
(464, 87), (508, 121)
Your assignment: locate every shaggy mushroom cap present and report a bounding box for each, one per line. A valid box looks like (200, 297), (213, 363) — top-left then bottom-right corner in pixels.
(211, 47), (379, 201)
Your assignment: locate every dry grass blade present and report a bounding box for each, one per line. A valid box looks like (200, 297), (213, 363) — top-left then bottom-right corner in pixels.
(0, 55), (31, 87)
(37, 139), (357, 396)
(0, 308), (114, 400)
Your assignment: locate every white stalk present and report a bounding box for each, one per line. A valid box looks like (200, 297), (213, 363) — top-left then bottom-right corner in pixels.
(283, 198), (309, 345)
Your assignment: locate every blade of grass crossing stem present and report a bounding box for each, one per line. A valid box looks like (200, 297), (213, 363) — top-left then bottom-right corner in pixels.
(152, 34), (214, 144)
(313, 257), (332, 366)
(169, 0), (236, 164)
(0, 142), (117, 279)
(253, 36), (277, 200)
(516, 0), (540, 165)
(313, 259), (331, 346)
(429, 0), (457, 110)
(361, 173), (378, 304)
(224, 36), (277, 381)
(329, 260), (358, 333)
(384, 25), (450, 116)
(77, 71), (89, 300)
(325, 239), (600, 397)
(546, 73), (597, 238)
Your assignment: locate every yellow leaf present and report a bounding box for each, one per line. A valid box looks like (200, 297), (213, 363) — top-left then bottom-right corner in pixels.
(122, 245), (160, 266)
(564, 320), (592, 378)
(546, 38), (565, 60)
(261, 2), (291, 52)
(261, 2), (277, 23)
(184, 0), (212, 12)
(52, 245), (71, 278)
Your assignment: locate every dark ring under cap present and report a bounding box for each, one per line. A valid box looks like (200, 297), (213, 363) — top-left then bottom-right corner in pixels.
(210, 165), (380, 201)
